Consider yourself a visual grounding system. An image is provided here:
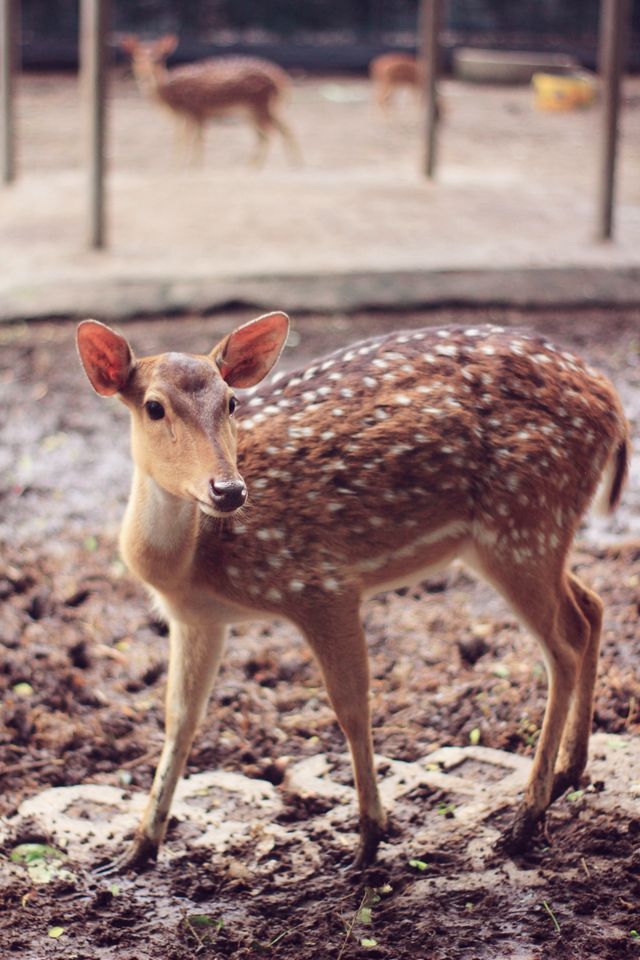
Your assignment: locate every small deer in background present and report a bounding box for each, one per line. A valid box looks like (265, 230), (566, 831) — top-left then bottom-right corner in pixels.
(77, 314), (629, 872)
(369, 52), (422, 112)
(120, 34), (300, 166)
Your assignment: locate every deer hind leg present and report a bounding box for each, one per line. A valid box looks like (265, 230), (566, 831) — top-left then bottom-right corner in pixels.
(299, 600), (386, 868)
(498, 570), (590, 853)
(551, 573), (603, 801)
(184, 118), (204, 165)
(370, 77), (390, 114)
(122, 620), (226, 870)
(247, 108), (271, 167)
(468, 547), (590, 854)
(265, 103), (302, 165)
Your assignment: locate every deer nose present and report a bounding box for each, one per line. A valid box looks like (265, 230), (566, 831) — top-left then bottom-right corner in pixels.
(209, 479), (247, 513)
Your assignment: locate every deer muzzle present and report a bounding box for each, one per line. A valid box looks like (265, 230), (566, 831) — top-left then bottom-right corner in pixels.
(208, 478), (248, 514)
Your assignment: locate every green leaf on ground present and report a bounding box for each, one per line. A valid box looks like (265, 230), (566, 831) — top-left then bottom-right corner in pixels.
(10, 843), (75, 884)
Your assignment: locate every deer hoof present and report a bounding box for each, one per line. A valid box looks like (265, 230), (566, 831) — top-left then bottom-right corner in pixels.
(495, 806), (541, 857)
(94, 835), (159, 876)
(352, 815), (386, 869)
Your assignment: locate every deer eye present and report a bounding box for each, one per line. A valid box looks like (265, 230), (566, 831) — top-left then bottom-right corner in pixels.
(228, 395), (239, 416)
(145, 400), (165, 420)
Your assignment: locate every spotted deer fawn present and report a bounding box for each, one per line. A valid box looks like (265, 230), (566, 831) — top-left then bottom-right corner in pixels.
(119, 34), (300, 166)
(77, 314), (628, 871)
(369, 52), (421, 111)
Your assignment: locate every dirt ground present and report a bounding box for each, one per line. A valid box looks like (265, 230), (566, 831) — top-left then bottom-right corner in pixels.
(0, 306), (639, 959)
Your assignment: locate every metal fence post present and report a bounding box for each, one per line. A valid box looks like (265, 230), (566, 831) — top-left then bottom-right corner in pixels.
(80, 0), (109, 249)
(596, 0), (630, 241)
(419, 0), (443, 179)
(1, 0), (18, 185)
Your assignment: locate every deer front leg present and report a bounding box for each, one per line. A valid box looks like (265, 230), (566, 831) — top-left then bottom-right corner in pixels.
(118, 619), (227, 871)
(300, 602), (386, 868)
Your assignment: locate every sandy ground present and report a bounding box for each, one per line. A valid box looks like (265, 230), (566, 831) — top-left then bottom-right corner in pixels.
(1, 71), (640, 320)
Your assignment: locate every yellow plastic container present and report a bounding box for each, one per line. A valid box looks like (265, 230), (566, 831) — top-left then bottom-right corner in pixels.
(532, 72), (598, 112)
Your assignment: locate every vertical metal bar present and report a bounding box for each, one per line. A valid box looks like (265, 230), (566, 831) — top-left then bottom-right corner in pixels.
(1, 0), (18, 184)
(596, 0), (629, 241)
(419, 0), (443, 179)
(80, 0), (109, 249)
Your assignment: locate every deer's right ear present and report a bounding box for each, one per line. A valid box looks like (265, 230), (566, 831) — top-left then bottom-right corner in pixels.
(118, 34), (138, 56)
(76, 320), (135, 397)
(156, 34), (178, 57)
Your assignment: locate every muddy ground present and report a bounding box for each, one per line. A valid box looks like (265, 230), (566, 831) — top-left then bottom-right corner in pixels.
(1, 306), (640, 959)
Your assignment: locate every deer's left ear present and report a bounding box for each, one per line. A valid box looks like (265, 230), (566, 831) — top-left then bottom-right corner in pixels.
(213, 312), (290, 388)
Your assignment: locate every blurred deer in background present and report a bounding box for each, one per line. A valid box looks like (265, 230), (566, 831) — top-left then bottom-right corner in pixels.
(369, 52), (422, 112)
(120, 34), (300, 166)
(77, 314), (629, 872)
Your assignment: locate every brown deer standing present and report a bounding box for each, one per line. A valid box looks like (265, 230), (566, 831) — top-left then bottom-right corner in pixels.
(120, 34), (300, 166)
(77, 314), (629, 872)
(369, 52), (421, 112)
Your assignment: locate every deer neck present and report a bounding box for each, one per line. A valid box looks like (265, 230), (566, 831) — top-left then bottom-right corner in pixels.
(133, 61), (168, 99)
(120, 468), (199, 590)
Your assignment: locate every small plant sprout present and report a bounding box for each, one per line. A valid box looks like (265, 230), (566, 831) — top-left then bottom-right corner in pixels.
(409, 858), (429, 872)
(542, 900), (561, 934)
(182, 913), (224, 949)
(10, 843), (74, 885)
(337, 886), (388, 959)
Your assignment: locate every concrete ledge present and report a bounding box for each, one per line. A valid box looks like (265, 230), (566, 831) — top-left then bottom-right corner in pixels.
(2, 266), (640, 323)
